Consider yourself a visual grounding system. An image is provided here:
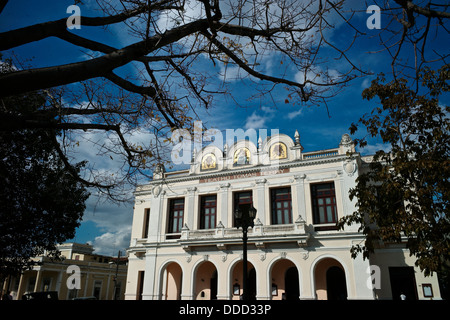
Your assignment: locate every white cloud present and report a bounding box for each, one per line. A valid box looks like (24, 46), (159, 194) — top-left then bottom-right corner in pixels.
(287, 108), (303, 120)
(295, 65), (341, 87)
(243, 105), (278, 130)
(244, 112), (266, 129)
(90, 228), (131, 256)
(358, 142), (391, 156)
(361, 78), (372, 89)
(218, 64), (242, 82)
(156, 0), (205, 34)
(82, 195), (133, 256)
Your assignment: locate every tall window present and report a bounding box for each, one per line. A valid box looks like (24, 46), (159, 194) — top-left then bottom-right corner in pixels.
(136, 271), (145, 300)
(233, 191), (253, 226)
(200, 195), (217, 229)
(93, 280), (102, 300)
(168, 198), (184, 234)
(311, 182), (338, 227)
(271, 187), (292, 224)
(142, 208), (150, 238)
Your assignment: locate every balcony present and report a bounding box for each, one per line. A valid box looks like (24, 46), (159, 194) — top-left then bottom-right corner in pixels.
(178, 217), (310, 251)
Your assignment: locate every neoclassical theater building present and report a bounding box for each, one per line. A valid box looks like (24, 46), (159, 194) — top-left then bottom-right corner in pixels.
(125, 132), (442, 300)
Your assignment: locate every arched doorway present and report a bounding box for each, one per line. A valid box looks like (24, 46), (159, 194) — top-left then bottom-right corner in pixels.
(285, 267), (300, 300)
(231, 260), (256, 300)
(194, 261), (218, 300)
(270, 259), (300, 300)
(161, 262), (182, 300)
(326, 266), (347, 300)
(314, 258), (347, 300)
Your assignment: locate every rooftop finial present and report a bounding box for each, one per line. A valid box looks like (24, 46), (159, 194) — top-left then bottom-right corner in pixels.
(294, 130), (300, 145)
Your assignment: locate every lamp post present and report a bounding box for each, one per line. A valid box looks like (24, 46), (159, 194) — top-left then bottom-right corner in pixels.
(234, 204), (257, 300)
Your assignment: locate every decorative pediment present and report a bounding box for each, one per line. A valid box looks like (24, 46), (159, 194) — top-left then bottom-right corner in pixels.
(191, 145), (224, 174)
(233, 147), (251, 166)
(201, 153), (217, 171)
(189, 130), (306, 174)
(269, 142), (288, 160)
(227, 140), (258, 168)
(261, 133), (297, 164)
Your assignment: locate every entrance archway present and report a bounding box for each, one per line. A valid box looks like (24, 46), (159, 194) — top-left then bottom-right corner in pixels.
(194, 261), (218, 300)
(161, 262), (182, 300)
(326, 266), (347, 300)
(231, 260), (256, 300)
(314, 258), (347, 300)
(270, 259), (300, 300)
(285, 267), (300, 300)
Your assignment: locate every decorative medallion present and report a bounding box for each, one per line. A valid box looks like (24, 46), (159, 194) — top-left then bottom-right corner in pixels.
(201, 153), (217, 170)
(269, 142), (287, 160)
(343, 159), (357, 176)
(152, 185), (161, 198)
(233, 147), (250, 166)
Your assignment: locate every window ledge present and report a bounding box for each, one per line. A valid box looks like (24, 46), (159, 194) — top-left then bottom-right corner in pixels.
(313, 223), (339, 231)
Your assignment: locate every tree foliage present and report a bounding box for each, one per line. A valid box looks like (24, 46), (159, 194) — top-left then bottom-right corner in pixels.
(338, 65), (450, 276)
(0, 87), (90, 279)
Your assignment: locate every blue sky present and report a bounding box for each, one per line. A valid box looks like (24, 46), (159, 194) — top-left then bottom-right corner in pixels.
(1, 1), (448, 255)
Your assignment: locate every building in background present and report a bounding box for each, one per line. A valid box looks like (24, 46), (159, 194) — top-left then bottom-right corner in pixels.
(1, 242), (127, 300)
(125, 132), (441, 300)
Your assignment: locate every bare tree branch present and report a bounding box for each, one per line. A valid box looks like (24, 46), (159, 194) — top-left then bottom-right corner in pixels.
(0, 17), (210, 97)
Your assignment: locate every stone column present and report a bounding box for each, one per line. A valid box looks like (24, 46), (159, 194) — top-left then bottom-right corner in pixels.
(186, 187), (197, 229)
(16, 273), (26, 299)
(219, 183), (230, 227)
(255, 178), (267, 225)
(55, 270), (63, 296)
(33, 268), (43, 292)
(293, 174), (307, 223)
(351, 253), (375, 299)
(216, 257), (229, 300)
(142, 248), (158, 300)
(180, 262), (193, 300)
(147, 187), (165, 242)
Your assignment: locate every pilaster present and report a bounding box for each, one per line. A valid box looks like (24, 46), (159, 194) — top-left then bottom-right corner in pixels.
(219, 183), (230, 228)
(147, 187), (165, 242)
(186, 187), (197, 229)
(141, 249), (158, 300)
(255, 178), (267, 225)
(293, 174), (307, 223)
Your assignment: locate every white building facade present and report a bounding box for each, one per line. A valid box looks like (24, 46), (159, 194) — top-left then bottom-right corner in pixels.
(125, 132), (441, 300)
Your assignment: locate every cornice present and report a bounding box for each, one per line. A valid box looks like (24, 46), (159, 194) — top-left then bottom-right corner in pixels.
(134, 153), (359, 196)
(163, 154), (349, 182)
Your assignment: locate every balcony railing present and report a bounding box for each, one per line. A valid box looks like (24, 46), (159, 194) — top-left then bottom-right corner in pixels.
(176, 218), (309, 250)
(129, 218), (310, 251)
(181, 220), (306, 240)
(302, 149), (339, 160)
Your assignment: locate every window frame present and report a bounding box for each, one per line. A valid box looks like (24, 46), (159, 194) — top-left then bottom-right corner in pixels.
(233, 190), (253, 227)
(167, 198), (185, 234)
(310, 182), (338, 229)
(199, 194), (217, 229)
(142, 208), (150, 238)
(270, 187), (293, 225)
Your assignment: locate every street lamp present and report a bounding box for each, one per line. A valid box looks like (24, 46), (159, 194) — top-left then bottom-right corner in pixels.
(234, 204), (257, 300)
